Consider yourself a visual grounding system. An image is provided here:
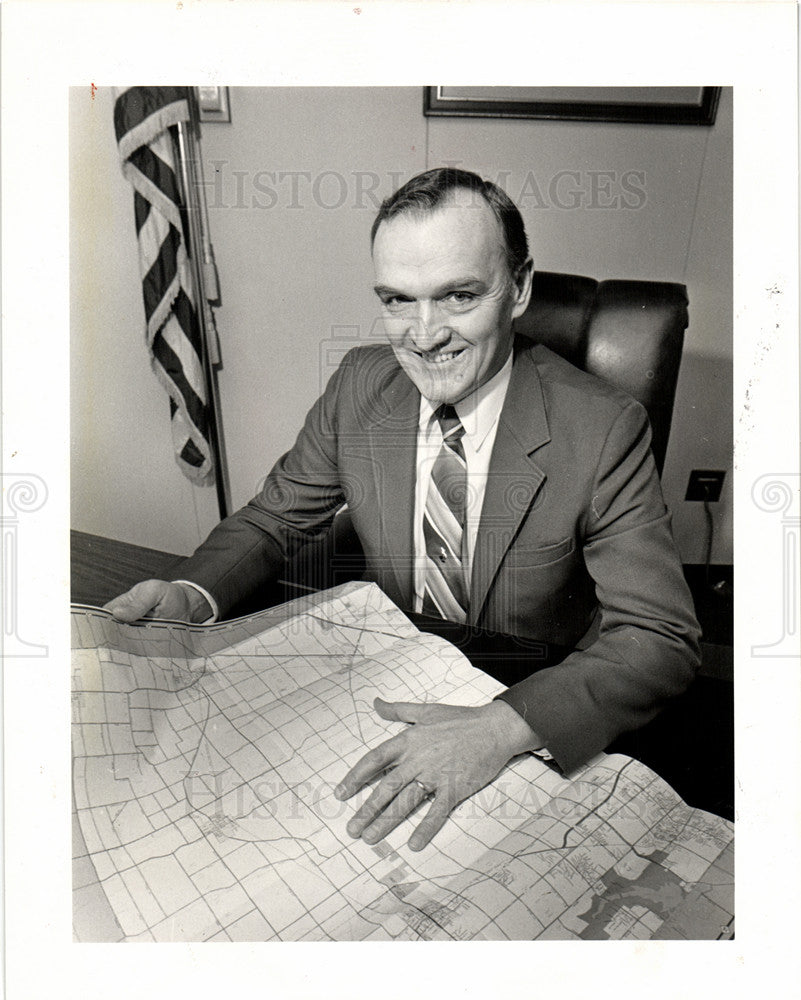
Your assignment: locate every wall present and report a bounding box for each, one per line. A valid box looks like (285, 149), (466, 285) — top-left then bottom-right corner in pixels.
(71, 86), (732, 563)
(661, 88), (733, 562)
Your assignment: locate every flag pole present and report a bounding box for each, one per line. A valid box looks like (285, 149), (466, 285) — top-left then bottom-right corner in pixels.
(173, 103), (231, 521)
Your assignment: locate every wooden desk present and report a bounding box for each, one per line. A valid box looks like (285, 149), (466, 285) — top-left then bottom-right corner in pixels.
(71, 529), (733, 820)
(71, 531), (186, 604)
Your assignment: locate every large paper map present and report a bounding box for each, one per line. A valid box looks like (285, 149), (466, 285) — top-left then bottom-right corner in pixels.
(72, 581), (733, 942)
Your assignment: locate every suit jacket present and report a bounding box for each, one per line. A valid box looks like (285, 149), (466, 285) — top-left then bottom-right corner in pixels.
(177, 336), (700, 773)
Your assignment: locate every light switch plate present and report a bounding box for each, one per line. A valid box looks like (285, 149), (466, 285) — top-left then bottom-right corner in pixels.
(196, 86), (230, 123)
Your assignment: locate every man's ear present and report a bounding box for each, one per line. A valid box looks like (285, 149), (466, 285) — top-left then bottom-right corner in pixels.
(511, 258), (534, 320)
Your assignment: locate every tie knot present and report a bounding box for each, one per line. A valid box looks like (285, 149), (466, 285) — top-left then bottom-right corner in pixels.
(436, 404), (465, 442)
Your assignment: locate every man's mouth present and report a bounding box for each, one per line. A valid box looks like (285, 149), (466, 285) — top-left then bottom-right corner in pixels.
(419, 348), (465, 365)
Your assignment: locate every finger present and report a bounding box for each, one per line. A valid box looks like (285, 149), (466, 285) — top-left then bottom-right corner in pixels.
(408, 800), (453, 852)
(345, 767), (413, 838)
(374, 697), (470, 725)
(373, 697), (438, 725)
(102, 596), (135, 621)
(103, 584), (158, 623)
(360, 782), (431, 845)
(334, 736), (402, 800)
(143, 594), (179, 620)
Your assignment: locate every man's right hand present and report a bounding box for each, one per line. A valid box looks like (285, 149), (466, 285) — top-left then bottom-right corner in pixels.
(103, 580), (212, 624)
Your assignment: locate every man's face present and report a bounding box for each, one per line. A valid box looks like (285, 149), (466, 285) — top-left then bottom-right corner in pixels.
(372, 191), (532, 406)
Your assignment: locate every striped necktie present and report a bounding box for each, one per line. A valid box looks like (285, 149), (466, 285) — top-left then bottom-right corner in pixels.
(421, 404), (469, 622)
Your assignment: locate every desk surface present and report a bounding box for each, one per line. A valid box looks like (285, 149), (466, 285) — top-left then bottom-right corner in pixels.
(71, 529), (733, 821)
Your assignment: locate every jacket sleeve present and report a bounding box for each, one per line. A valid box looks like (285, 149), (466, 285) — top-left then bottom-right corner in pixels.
(171, 354), (351, 617)
(495, 399), (701, 774)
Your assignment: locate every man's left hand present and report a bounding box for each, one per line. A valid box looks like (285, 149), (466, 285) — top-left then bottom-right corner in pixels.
(334, 697), (541, 851)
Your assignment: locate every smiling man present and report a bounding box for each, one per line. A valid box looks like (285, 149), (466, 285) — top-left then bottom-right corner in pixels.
(372, 180), (528, 406)
(107, 168), (700, 853)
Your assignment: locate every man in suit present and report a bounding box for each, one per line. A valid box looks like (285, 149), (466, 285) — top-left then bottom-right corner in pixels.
(107, 167), (700, 852)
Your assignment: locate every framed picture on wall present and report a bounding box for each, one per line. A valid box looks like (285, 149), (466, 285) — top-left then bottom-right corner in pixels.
(424, 86), (721, 125)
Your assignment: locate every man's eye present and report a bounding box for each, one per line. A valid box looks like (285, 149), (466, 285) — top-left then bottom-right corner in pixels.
(382, 296), (413, 312)
(445, 291), (475, 306)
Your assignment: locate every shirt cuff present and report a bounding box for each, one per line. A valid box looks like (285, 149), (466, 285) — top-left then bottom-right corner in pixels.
(492, 692), (552, 759)
(171, 580), (219, 624)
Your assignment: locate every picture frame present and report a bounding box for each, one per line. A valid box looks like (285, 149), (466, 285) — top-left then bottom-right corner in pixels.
(423, 86), (721, 125)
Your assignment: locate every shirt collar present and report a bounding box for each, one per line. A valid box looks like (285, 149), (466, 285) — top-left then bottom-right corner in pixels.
(418, 349), (514, 452)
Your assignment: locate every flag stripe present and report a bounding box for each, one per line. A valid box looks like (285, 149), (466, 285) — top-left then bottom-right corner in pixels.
(129, 144), (183, 209)
(141, 228), (180, 324)
(134, 190), (151, 234)
(113, 86), (188, 140)
(151, 326), (207, 432)
(171, 287), (205, 361)
(160, 293), (206, 393)
(123, 162), (184, 233)
(170, 408), (211, 478)
(137, 202), (171, 276)
(114, 86), (190, 161)
(180, 436), (206, 468)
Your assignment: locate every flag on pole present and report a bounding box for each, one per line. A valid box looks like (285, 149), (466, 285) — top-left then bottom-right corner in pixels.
(114, 86), (214, 486)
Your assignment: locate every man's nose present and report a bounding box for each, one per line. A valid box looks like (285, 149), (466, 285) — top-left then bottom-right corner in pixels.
(408, 300), (450, 351)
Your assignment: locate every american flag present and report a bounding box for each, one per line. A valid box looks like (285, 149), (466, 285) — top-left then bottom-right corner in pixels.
(114, 86), (214, 485)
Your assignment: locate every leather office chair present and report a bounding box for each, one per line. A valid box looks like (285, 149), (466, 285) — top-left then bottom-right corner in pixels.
(515, 270), (688, 476)
(286, 269), (689, 591)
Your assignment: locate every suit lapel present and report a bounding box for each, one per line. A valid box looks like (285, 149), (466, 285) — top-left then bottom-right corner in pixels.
(469, 341), (551, 623)
(366, 369), (420, 607)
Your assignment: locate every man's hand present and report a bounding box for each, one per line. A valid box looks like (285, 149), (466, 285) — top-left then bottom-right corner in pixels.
(334, 697), (542, 852)
(103, 580), (212, 624)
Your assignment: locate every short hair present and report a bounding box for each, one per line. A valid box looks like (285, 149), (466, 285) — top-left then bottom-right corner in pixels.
(370, 167), (529, 274)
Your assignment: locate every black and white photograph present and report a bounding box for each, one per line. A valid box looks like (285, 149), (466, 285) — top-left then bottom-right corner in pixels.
(2, 2), (799, 998)
(69, 83), (735, 944)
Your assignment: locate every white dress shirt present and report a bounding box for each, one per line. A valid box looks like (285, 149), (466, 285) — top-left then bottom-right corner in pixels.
(413, 351), (513, 613)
